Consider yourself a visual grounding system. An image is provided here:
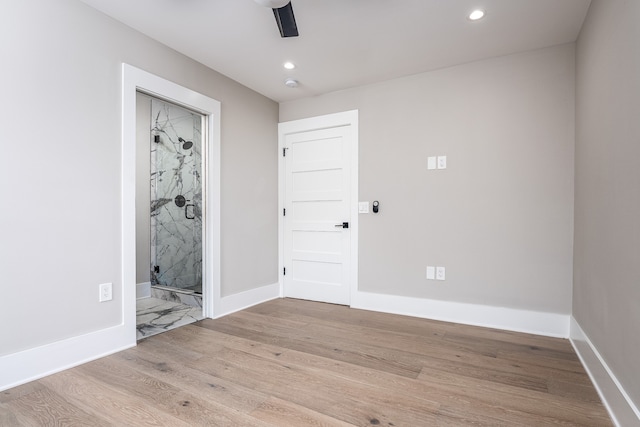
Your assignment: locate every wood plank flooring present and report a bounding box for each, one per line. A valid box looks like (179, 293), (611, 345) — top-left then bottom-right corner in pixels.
(1, 298), (613, 426)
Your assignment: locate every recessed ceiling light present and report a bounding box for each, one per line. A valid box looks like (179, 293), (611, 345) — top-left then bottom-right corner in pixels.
(283, 62), (296, 70)
(284, 77), (299, 88)
(468, 9), (485, 21)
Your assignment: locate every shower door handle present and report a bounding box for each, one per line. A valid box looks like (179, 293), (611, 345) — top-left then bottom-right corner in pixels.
(185, 204), (195, 220)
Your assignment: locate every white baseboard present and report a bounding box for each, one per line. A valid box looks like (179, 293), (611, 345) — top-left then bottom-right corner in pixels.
(351, 291), (570, 338)
(0, 324), (135, 392)
(0, 282), (277, 391)
(216, 282), (280, 318)
(570, 317), (640, 427)
(136, 281), (151, 300)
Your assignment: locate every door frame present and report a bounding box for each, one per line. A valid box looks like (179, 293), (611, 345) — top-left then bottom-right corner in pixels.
(122, 64), (221, 342)
(278, 110), (359, 305)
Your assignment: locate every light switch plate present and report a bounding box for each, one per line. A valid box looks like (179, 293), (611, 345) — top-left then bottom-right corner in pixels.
(426, 266), (435, 280)
(437, 156), (447, 169)
(359, 201), (369, 214)
(427, 157), (437, 170)
(436, 266), (446, 281)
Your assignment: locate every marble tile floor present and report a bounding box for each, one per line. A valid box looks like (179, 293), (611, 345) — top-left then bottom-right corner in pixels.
(136, 297), (204, 340)
(150, 286), (202, 309)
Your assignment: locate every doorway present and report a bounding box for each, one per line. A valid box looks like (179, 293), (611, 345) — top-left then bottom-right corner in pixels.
(135, 94), (206, 339)
(148, 96), (204, 295)
(278, 110), (359, 305)
(122, 64), (221, 344)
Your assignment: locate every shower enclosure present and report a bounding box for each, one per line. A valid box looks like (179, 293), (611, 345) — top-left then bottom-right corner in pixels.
(149, 98), (203, 294)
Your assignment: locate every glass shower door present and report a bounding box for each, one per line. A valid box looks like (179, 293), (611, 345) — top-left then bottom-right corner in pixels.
(149, 99), (203, 293)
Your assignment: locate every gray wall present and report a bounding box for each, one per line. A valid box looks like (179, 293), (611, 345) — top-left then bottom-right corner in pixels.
(0, 0), (278, 357)
(136, 93), (152, 285)
(574, 0), (640, 407)
(280, 44), (575, 314)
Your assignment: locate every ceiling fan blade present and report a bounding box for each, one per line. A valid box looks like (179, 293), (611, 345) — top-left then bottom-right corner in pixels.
(273, 2), (298, 38)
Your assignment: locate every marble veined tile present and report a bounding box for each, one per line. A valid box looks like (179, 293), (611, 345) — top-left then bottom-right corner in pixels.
(149, 98), (203, 291)
(136, 297), (204, 340)
(150, 287), (202, 308)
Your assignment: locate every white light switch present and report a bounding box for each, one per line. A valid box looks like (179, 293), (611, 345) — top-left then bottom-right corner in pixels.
(436, 267), (446, 281)
(426, 266), (435, 280)
(427, 156), (437, 170)
(359, 202), (369, 214)
(437, 156), (447, 169)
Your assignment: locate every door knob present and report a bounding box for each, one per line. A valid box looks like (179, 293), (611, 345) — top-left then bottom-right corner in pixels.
(334, 222), (349, 229)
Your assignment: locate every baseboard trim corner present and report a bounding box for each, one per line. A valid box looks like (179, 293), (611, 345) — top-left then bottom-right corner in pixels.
(136, 281), (151, 300)
(0, 324), (135, 392)
(570, 317), (640, 427)
(216, 282), (280, 318)
(351, 291), (570, 338)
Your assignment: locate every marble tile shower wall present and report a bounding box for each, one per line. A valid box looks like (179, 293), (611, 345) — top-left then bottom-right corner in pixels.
(150, 99), (202, 292)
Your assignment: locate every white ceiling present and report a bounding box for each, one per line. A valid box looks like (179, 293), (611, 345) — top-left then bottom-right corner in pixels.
(80, 0), (591, 103)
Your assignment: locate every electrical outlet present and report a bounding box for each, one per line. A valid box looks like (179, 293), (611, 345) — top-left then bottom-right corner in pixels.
(436, 267), (446, 281)
(99, 283), (113, 302)
(426, 266), (435, 280)
(437, 156), (447, 169)
(359, 201), (369, 214)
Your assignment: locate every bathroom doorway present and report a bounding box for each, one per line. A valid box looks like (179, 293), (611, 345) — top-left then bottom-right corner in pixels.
(122, 64), (221, 344)
(135, 93), (205, 338)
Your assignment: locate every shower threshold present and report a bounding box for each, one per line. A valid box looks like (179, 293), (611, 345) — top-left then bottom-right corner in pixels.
(151, 284), (201, 296)
(150, 285), (203, 311)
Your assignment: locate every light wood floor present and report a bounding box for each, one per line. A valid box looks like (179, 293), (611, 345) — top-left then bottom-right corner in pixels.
(1, 298), (612, 426)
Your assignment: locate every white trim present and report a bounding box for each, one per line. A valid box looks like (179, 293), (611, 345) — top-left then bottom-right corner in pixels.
(216, 283), (280, 318)
(278, 126), (285, 298)
(352, 291), (570, 338)
(278, 110), (359, 303)
(136, 282), (151, 300)
(122, 64), (221, 321)
(570, 317), (640, 427)
(349, 114), (359, 304)
(0, 325), (134, 392)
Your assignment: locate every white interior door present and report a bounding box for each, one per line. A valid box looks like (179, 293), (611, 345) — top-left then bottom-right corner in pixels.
(280, 112), (357, 305)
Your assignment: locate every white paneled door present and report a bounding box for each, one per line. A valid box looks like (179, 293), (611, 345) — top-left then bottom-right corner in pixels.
(280, 112), (358, 305)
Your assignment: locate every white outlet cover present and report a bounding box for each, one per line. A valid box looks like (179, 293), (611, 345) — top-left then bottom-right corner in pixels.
(437, 156), (447, 169)
(436, 266), (446, 281)
(99, 282), (113, 302)
(426, 266), (435, 280)
(359, 201), (369, 214)
(427, 156), (437, 170)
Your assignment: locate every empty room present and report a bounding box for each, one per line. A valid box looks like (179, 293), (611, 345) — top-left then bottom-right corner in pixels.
(0, 0), (638, 425)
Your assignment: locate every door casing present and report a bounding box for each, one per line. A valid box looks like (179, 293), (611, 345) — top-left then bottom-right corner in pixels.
(123, 64), (221, 343)
(278, 110), (359, 305)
